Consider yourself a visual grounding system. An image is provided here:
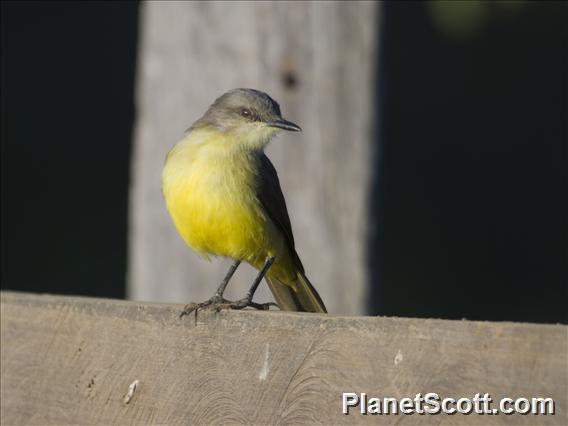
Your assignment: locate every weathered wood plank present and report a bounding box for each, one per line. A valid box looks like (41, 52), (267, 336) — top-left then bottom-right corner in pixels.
(1, 291), (566, 425)
(128, 1), (379, 314)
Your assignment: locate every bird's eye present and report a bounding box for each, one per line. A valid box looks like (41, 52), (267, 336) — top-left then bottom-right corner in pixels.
(241, 108), (252, 118)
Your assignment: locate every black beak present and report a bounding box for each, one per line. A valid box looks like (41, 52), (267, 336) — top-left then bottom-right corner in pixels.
(266, 118), (302, 132)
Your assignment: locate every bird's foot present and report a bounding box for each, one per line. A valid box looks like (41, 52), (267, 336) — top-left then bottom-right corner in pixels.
(225, 298), (278, 312)
(180, 295), (277, 318)
(180, 294), (227, 318)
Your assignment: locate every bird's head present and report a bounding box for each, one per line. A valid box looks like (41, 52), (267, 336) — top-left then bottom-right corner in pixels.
(192, 88), (301, 150)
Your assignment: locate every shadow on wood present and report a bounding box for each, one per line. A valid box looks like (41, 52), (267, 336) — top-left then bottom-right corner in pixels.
(1, 292), (566, 425)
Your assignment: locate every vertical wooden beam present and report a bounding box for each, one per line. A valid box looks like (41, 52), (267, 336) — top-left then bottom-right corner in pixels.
(129, 2), (379, 313)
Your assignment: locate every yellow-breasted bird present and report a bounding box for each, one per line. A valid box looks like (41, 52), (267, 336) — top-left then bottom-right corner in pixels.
(162, 88), (327, 315)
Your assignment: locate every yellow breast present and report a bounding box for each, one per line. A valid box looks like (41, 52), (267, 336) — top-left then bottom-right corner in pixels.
(161, 130), (284, 264)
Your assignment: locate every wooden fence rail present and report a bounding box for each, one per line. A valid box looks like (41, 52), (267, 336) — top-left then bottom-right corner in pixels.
(1, 291), (566, 425)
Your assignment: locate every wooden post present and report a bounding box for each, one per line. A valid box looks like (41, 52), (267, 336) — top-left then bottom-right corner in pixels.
(128, 1), (379, 313)
(2, 292), (566, 425)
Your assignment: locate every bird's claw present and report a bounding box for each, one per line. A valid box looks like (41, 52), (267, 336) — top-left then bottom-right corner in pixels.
(230, 298), (278, 311)
(179, 295), (226, 318)
(180, 296), (277, 318)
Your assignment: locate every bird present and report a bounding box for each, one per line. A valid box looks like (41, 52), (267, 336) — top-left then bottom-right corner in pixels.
(161, 88), (327, 315)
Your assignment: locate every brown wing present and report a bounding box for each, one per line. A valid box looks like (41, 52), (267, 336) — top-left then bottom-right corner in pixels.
(257, 154), (304, 272)
(258, 154), (327, 313)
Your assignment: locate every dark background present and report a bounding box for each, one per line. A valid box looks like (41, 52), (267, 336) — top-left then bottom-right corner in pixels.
(1, 1), (137, 299)
(369, 1), (567, 323)
(2, 1), (566, 323)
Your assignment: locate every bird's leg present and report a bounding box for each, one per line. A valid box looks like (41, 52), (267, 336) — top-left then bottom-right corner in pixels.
(231, 256), (277, 310)
(180, 258), (278, 318)
(180, 260), (241, 318)
(214, 259), (241, 298)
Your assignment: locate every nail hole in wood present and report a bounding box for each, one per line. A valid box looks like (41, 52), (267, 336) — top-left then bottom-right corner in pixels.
(282, 70), (298, 90)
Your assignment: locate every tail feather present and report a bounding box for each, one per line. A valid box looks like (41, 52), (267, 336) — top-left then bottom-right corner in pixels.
(266, 272), (327, 313)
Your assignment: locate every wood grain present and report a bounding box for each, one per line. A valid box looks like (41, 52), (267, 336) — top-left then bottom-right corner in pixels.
(128, 1), (379, 314)
(1, 291), (566, 425)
